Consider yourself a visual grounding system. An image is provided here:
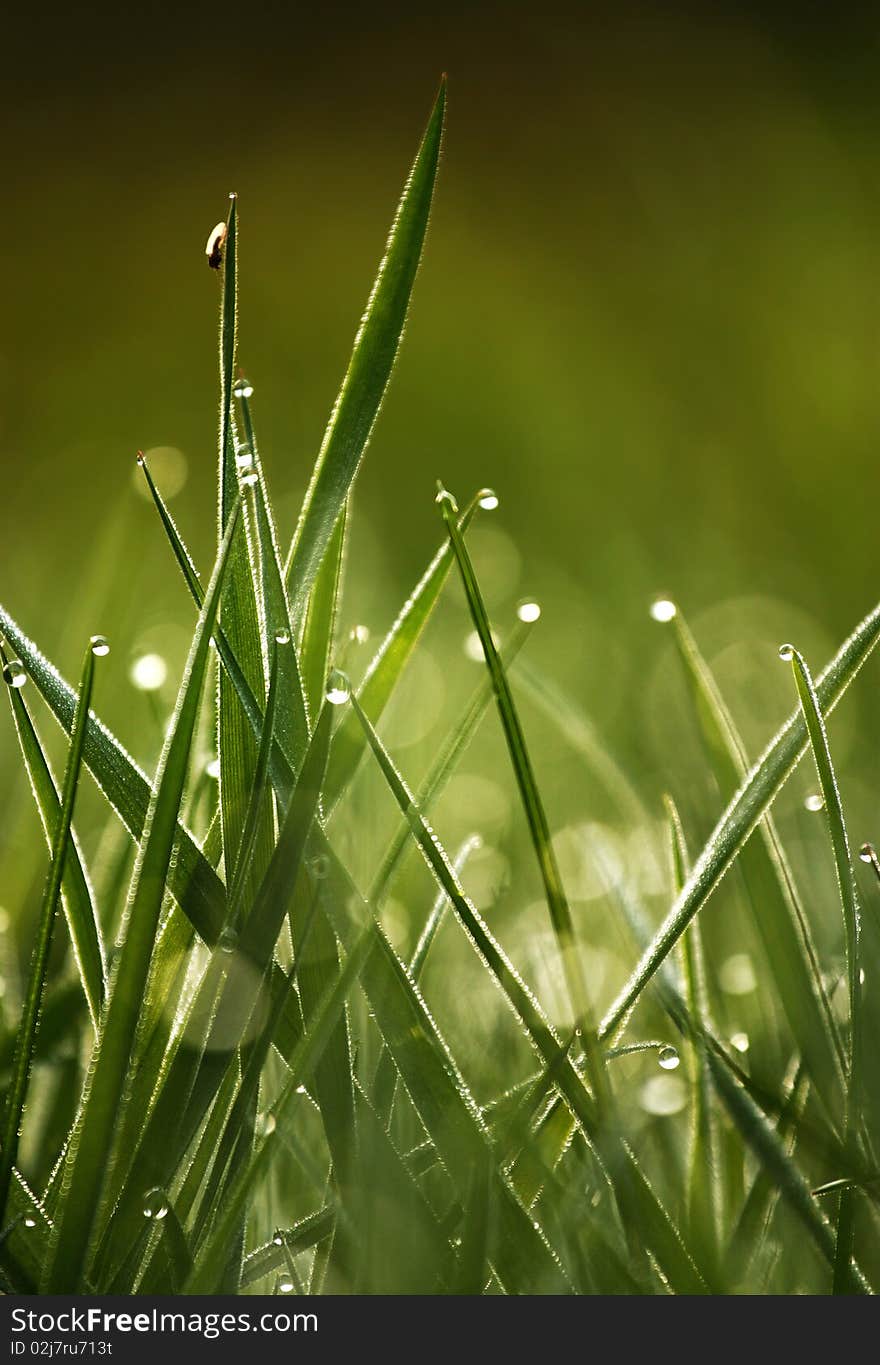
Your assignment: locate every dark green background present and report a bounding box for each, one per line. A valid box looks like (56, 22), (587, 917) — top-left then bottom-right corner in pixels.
(3, 2), (880, 857)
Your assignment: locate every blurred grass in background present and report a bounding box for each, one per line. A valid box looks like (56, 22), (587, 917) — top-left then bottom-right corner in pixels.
(3, 0), (880, 1160)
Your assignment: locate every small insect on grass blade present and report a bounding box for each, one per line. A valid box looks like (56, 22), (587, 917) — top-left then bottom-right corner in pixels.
(284, 80), (446, 622)
(43, 505), (241, 1292)
(781, 643), (864, 1294)
(600, 596), (880, 1041)
(0, 644), (105, 1026)
(0, 639), (102, 1226)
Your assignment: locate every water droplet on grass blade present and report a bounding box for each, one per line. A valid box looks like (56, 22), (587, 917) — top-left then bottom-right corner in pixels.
(23, 1217), (36, 1229)
(272, 1231), (284, 1246)
(478, 488), (499, 511)
(517, 600), (541, 624)
(130, 653), (167, 691)
(778, 643), (794, 662)
(206, 758), (221, 780)
(731, 1031), (750, 1053)
(650, 598), (677, 623)
(256, 1111), (276, 1138)
(233, 379), (254, 399)
(90, 636), (110, 657)
(278, 1279), (294, 1293)
(658, 1045), (680, 1071)
(275, 630), (291, 646)
(326, 669), (351, 705)
(804, 793), (824, 813)
(2, 660), (26, 688)
(142, 1188), (168, 1220)
(218, 928), (238, 954)
(349, 624), (370, 645)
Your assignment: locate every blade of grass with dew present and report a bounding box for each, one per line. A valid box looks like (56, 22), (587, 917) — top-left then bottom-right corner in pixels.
(0, 647), (105, 1026)
(669, 607), (844, 1111)
(241, 1207), (335, 1288)
(346, 695), (710, 1292)
(323, 494), (482, 808)
(0, 1174), (52, 1293)
(183, 925), (374, 1293)
(304, 832), (571, 1294)
(284, 80), (446, 623)
(300, 502), (347, 721)
(0, 640), (101, 1227)
(665, 793), (721, 1276)
(44, 506), (240, 1292)
(235, 384), (310, 773)
(216, 204), (275, 903)
(782, 643), (864, 1293)
(0, 602), (226, 943)
(437, 485), (608, 1109)
(600, 596), (880, 1041)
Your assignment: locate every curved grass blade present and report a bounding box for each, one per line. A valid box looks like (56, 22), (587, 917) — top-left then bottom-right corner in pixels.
(600, 596), (880, 1040)
(782, 643), (863, 1293)
(0, 648), (105, 1025)
(44, 505), (240, 1292)
(284, 80), (446, 622)
(324, 495), (481, 808)
(668, 607), (844, 1108)
(0, 602), (226, 944)
(242, 1207), (335, 1288)
(0, 641), (100, 1226)
(437, 486), (607, 1107)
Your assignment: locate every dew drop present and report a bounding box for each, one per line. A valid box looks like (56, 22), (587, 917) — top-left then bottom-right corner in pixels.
(2, 660), (26, 689)
(272, 1230), (284, 1247)
(279, 1279), (294, 1293)
(804, 793), (824, 813)
(142, 1187), (168, 1221)
(325, 669), (351, 706)
(233, 379), (254, 400)
(235, 447), (254, 472)
(23, 1216), (36, 1229)
(658, 1045), (680, 1071)
(730, 1031), (750, 1054)
(136, 450), (146, 467)
(778, 643), (794, 662)
(859, 844), (875, 864)
(477, 488), (499, 511)
(130, 653), (167, 692)
(206, 757), (221, 780)
(218, 927), (238, 954)
(256, 1111), (276, 1138)
(435, 486), (458, 512)
(274, 630), (291, 646)
(295, 1084), (307, 1095)
(517, 600), (541, 624)
(240, 470), (259, 487)
(650, 598), (677, 624)
(90, 635), (110, 657)
(349, 624), (370, 646)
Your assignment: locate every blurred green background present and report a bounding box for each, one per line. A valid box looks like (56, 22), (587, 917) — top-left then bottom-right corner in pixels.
(4, 1), (880, 956)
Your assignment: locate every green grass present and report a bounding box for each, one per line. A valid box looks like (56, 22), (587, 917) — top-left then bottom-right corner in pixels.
(1, 78), (879, 1294)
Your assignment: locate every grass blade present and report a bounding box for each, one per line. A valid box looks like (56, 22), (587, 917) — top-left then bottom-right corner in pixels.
(0, 648), (105, 1025)
(601, 596), (880, 1039)
(284, 80), (446, 620)
(0, 640), (101, 1224)
(300, 502), (347, 722)
(781, 643), (864, 1292)
(44, 505), (240, 1291)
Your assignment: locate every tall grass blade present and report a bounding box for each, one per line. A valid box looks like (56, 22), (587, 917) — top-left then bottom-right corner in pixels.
(300, 504), (347, 722)
(284, 80), (446, 622)
(0, 641), (100, 1225)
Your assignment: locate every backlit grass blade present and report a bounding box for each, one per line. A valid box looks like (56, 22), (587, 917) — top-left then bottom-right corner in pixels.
(0, 640), (101, 1225)
(44, 505), (240, 1292)
(323, 495), (481, 808)
(284, 80), (446, 623)
(1, 648), (105, 1025)
(300, 503), (347, 722)
(781, 643), (863, 1293)
(0, 601), (226, 943)
(241, 1207), (335, 1288)
(600, 597), (880, 1040)
(668, 606), (844, 1107)
(235, 384), (310, 773)
(346, 694), (709, 1292)
(437, 486), (606, 1107)
(227, 635), (282, 918)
